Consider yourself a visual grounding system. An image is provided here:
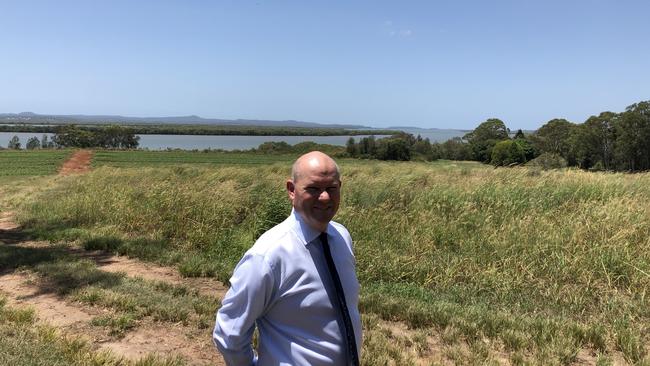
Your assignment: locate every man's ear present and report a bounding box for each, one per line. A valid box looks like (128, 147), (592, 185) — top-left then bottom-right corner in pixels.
(286, 180), (295, 200)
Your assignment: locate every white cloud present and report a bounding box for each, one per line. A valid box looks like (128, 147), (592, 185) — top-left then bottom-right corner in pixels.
(383, 20), (413, 37)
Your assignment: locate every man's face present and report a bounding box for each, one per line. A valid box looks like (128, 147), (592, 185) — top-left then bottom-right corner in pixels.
(287, 169), (341, 232)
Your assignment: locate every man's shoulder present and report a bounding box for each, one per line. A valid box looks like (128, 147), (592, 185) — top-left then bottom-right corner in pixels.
(247, 218), (297, 257)
(329, 220), (353, 244)
(329, 220), (349, 233)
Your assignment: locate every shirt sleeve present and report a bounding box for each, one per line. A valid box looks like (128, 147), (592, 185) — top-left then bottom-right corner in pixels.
(213, 253), (276, 366)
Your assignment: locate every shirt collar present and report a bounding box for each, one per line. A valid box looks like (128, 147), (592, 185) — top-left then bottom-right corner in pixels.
(290, 209), (334, 246)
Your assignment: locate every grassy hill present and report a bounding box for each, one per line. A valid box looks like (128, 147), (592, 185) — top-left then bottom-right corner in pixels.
(2, 150), (649, 364)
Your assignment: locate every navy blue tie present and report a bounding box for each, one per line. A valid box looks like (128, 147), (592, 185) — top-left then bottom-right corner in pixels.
(320, 232), (360, 366)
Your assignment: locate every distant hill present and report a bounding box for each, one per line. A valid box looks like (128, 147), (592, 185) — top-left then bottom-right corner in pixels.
(0, 112), (370, 129)
(0, 112), (475, 142)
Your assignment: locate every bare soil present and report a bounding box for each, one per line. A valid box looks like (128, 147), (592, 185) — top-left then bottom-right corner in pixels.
(0, 212), (225, 365)
(0, 270), (219, 365)
(59, 149), (94, 175)
(0, 211), (19, 230)
(9, 237), (228, 299)
(1, 271), (97, 327)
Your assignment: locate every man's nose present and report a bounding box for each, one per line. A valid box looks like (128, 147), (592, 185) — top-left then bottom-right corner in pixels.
(318, 190), (330, 201)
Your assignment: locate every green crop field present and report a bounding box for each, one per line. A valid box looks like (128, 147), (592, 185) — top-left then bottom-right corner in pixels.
(0, 150), (72, 206)
(2, 150), (650, 364)
(0, 150), (71, 177)
(93, 150), (299, 167)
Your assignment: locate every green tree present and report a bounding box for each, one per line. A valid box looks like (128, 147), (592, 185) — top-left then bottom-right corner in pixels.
(51, 125), (139, 149)
(26, 136), (41, 150)
(412, 136), (437, 161)
(572, 112), (617, 170)
(52, 125), (95, 148)
(527, 153), (567, 170)
(346, 137), (358, 157)
(358, 136), (377, 157)
(463, 118), (510, 162)
(438, 137), (471, 160)
(8, 135), (21, 149)
(614, 101), (650, 171)
(41, 134), (51, 148)
(512, 130), (537, 161)
(514, 129), (525, 139)
(376, 137), (411, 161)
(94, 125), (140, 149)
(531, 118), (578, 165)
(257, 141), (292, 154)
(491, 140), (526, 166)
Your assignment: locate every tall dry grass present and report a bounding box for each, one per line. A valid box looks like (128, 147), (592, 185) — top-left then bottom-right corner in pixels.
(14, 159), (650, 364)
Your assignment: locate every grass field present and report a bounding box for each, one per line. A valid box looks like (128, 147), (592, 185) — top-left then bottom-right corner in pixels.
(2, 150), (650, 365)
(92, 150), (299, 168)
(0, 149), (72, 211)
(0, 149), (70, 177)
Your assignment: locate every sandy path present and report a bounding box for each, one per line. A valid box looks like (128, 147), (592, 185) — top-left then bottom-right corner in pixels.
(12, 239), (228, 299)
(0, 211), (19, 230)
(1, 210), (227, 299)
(0, 211), (226, 365)
(59, 149), (93, 175)
(0, 271), (97, 327)
(0, 271), (222, 365)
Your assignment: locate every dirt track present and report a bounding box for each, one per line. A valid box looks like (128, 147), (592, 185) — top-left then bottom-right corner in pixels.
(0, 210), (226, 365)
(59, 149), (94, 175)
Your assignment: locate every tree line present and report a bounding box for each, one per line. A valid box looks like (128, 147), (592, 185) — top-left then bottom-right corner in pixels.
(4, 125), (140, 149)
(5, 100), (648, 173)
(344, 100), (650, 172)
(0, 123), (398, 137)
(6, 134), (55, 150)
(460, 100), (650, 172)
(346, 133), (438, 161)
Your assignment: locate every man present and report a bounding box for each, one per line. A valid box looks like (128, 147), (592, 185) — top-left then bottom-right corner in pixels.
(213, 151), (362, 365)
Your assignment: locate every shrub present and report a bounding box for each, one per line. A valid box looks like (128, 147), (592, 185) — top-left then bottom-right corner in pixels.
(491, 140), (526, 166)
(526, 152), (567, 170)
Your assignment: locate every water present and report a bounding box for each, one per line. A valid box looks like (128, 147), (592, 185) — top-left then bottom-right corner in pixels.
(0, 132), (55, 149)
(0, 129), (467, 150)
(138, 134), (393, 150)
(395, 128), (468, 142)
(0, 132), (390, 150)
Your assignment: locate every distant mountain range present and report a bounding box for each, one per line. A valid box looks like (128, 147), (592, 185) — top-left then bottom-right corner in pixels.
(0, 112), (473, 141)
(0, 112), (373, 129)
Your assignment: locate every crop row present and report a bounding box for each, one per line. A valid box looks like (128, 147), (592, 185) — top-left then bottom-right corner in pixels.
(92, 150), (298, 167)
(0, 150), (71, 176)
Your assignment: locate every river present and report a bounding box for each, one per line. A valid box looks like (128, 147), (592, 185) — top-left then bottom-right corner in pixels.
(0, 132), (389, 150)
(0, 129), (465, 150)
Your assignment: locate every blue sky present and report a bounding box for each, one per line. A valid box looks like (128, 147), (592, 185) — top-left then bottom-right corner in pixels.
(1, 0), (648, 130)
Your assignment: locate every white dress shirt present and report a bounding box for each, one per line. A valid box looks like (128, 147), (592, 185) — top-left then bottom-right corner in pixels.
(213, 209), (362, 365)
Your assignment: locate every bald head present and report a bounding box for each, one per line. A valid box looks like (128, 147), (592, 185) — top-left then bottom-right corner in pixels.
(291, 151), (340, 183)
(287, 151), (341, 232)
